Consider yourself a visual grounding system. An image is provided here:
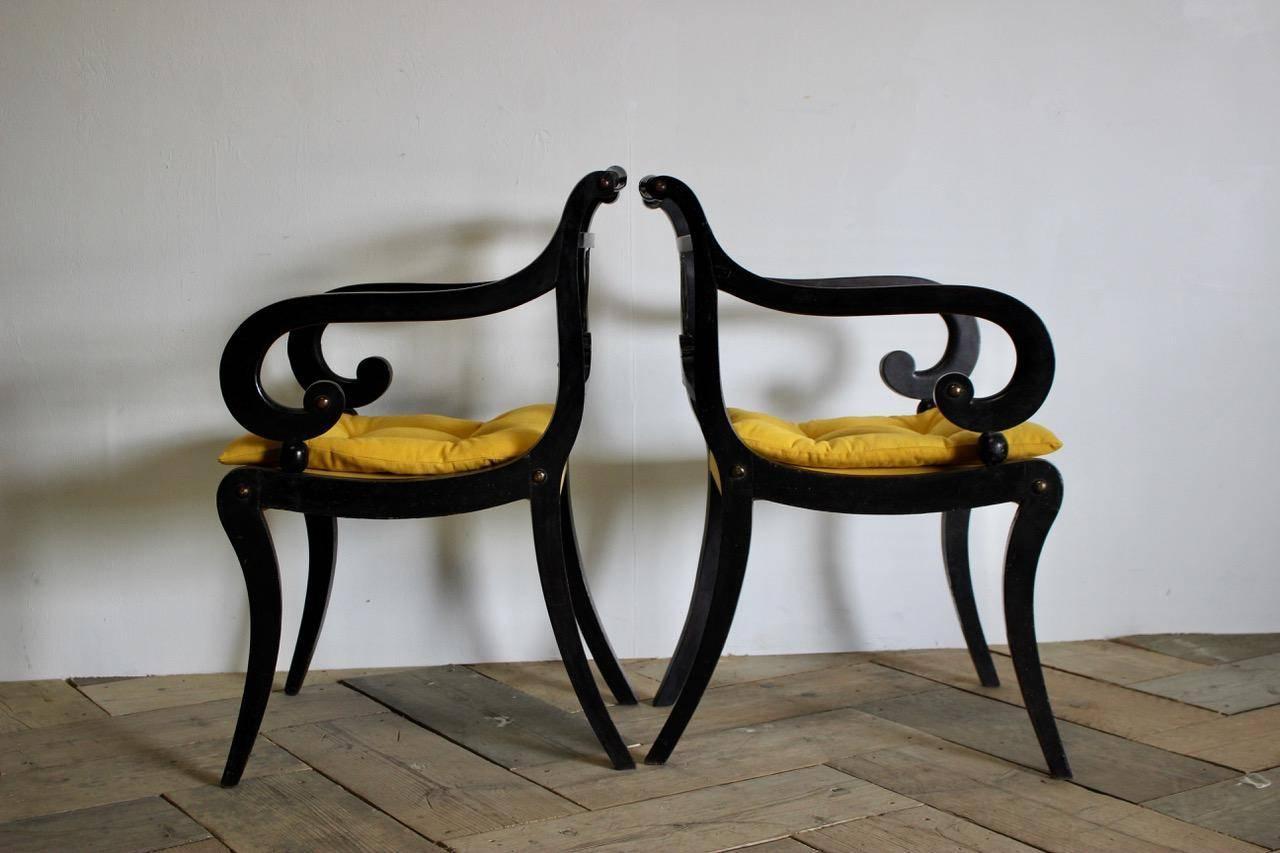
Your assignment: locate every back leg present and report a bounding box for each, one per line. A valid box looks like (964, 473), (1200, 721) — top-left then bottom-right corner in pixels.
(217, 473), (283, 787)
(653, 471), (722, 706)
(561, 475), (637, 705)
(285, 514), (337, 696)
(942, 508), (999, 687)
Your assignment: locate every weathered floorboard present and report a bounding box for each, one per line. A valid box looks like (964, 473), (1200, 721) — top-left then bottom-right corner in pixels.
(450, 765), (915, 852)
(0, 796), (210, 853)
(831, 740), (1265, 853)
(797, 804), (1037, 852)
(169, 840), (232, 852)
(267, 711), (582, 841)
(874, 648), (1218, 740)
(616, 661), (938, 743)
(166, 769), (436, 852)
(1142, 705), (1280, 772)
(515, 706), (925, 809)
(0, 682), (383, 777)
(345, 665), (609, 769)
(1130, 653), (1280, 714)
(469, 659), (664, 711)
(77, 668), (408, 716)
(1145, 766), (1280, 848)
(627, 652), (863, 691)
(0, 679), (107, 732)
(858, 686), (1236, 802)
(735, 839), (816, 852)
(0, 736), (305, 823)
(1114, 634), (1280, 666)
(991, 639), (1207, 684)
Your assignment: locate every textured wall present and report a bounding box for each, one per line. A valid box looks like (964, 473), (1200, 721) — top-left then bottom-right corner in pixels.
(2, 1), (1277, 678)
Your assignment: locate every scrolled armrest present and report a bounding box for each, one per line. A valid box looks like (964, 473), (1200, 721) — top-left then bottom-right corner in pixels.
(220, 272), (549, 442)
(766, 277), (981, 404)
(286, 281), (495, 411)
(728, 273), (1054, 432)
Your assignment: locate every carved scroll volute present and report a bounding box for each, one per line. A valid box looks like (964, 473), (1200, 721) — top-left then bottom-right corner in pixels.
(287, 324), (393, 413)
(879, 314), (980, 403)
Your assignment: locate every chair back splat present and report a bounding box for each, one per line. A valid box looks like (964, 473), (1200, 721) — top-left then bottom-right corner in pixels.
(639, 174), (1071, 780)
(214, 168), (638, 787)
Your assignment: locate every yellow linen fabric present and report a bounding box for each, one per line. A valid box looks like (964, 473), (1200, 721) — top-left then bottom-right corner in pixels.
(727, 407), (1061, 470)
(219, 404), (553, 476)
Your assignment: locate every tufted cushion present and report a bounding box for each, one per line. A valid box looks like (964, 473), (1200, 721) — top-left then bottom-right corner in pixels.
(728, 407), (1061, 471)
(219, 404), (553, 476)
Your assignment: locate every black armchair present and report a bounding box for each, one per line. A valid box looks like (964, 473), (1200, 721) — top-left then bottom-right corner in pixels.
(215, 168), (637, 786)
(639, 175), (1071, 779)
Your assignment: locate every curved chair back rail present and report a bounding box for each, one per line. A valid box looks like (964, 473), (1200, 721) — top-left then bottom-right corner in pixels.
(640, 174), (1053, 439)
(639, 174), (1071, 782)
(214, 167), (638, 788)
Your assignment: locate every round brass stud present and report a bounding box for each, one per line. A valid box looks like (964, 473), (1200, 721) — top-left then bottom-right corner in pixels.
(1031, 478), (1049, 495)
(236, 483), (253, 499)
(945, 382), (965, 399)
(314, 395), (332, 410)
(532, 469), (547, 484)
(652, 178), (668, 194)
(598, 174), (614, 190)
(730, 464), (746, 478)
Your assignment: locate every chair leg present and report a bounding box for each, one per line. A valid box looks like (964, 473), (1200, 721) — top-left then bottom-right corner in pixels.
(645, 486), (751, 765)
(530, 479), (635, 770)
(1003, 469), (1072, 779)
(561, 476), (637, 705)
(942, 508), (999, 687)
(285, 515), (337, 696)
(217, 475), (283, 788)
(653, 471), (722, 707)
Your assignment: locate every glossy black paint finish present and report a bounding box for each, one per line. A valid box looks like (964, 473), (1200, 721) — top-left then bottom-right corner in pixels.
(942, 508), (999, 688)
(653, 471), (722, 707)
(217, 168), (637, 787)
(284, 514), (336, 696)
(562, 476), (638, 706)
(641, 175), (1071, 779)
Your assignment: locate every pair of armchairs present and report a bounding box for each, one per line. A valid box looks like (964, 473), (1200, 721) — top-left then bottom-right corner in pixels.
(215, 167), (1069, 787)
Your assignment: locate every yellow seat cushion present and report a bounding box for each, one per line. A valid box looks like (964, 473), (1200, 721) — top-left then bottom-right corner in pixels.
(728, 407), (1061, 471)
(219, 404), (553, 476)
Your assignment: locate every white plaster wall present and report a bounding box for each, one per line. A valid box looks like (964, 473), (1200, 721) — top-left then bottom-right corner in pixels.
(1, 1), (1277, 680)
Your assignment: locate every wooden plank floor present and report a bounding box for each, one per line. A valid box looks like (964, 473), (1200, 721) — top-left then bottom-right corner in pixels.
(0, 635), (1277, 851)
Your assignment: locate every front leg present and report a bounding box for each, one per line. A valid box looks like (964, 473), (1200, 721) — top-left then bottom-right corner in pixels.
(217, 472), (283, 787)
(646, 479), (752, 765)
(654, 470), (723, 707)
(530, 469), (634, 769)
(1003, 463), (1071, 779)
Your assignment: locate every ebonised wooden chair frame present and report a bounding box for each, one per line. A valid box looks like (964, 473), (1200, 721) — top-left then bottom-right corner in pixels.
(216, 167), (637, 787)
(639, 174), (1071, 779)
